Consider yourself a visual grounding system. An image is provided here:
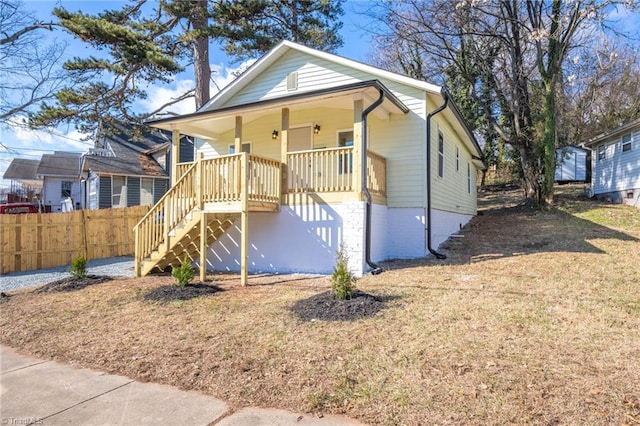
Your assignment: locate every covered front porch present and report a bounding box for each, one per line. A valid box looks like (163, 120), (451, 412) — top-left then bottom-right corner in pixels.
(136, 80), (409, 284)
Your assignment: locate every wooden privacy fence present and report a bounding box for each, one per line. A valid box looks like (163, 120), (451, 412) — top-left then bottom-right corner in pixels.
(0, 205), (149, 275)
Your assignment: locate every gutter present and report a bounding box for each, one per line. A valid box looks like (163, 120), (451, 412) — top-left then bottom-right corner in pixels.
(361, 90), (386, 275)
(425, 89), (449, 260)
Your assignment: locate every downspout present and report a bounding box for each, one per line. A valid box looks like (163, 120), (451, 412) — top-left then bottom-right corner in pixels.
(425, 89), (449, 260)
(362, 90), (385, 275)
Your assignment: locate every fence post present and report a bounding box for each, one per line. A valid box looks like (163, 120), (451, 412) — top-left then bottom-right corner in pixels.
(82, 209), (88, 258)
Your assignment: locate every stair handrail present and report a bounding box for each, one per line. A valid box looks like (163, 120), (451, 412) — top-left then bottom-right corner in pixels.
(134, 160), (198, 276)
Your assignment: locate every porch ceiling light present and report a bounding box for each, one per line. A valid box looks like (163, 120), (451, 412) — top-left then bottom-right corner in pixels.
(272, 130), (279, 139)
(313, 124), (321, 134)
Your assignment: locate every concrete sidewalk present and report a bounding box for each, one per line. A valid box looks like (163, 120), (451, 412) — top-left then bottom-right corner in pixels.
(0, 346), (366, 426)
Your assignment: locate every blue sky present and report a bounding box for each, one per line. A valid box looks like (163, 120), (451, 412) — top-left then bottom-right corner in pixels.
(2, 1), (639, 190)
(0, 1), (377, 189)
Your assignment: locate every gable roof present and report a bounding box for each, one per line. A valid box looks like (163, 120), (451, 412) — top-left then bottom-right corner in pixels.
(148, 40), (482, 161)
(37, 152), (82, 178)
(584, 117), (640, 147)
(200, 40), (441, 112)
(3, 158), (42, 183)
(197, 40), (482, 160)
(147, 79), (409, 136)
(82, 124), (169, 178)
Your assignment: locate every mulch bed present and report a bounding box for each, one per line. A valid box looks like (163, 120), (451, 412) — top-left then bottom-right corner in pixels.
(143, 283), (224, 303)
(33, 275), (113, 294)
(290, 290), (387, 322)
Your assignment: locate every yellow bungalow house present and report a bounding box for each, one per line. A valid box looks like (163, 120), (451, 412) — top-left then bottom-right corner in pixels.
(135, 41), (485, 284)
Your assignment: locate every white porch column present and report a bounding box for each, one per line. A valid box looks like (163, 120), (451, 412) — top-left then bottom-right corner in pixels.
(171, 128), (180, 186)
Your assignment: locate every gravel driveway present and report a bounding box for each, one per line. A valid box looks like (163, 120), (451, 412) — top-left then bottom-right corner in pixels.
(0, 257), (135, 292)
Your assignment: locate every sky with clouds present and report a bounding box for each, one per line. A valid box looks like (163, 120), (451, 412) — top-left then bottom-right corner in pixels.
(1, 1), (638, 191)
(0, 1), (375, 190)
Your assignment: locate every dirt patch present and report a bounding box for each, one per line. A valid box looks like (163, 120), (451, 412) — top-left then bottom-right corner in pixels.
(290, 290), (387, 322)
(144, 283), (224, 303)
(33, 275), (113, 293)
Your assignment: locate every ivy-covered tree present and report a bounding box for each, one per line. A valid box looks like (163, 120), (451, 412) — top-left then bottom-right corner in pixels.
(368, 0), (636, 204)
(30, 0), (345, 134)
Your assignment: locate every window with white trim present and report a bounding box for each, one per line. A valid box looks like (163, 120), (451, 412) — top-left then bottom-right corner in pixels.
(597, 144), (606, 161)
(438, 131), (445, 179)
(338, 130), (353, 174)
(622, 134), (632, 153)
(229, 142), (251, 154)
(456, 146), (460, 172)
(467, 162), (472, 194)
(140, 178), (154, 206)
(112, 176), (127, 208)
(61, 181), (72, 198)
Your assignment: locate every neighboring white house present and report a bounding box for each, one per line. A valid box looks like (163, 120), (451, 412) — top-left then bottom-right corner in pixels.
(140, 40), (485, 281)
(555, 145), (589, 183)
(36, 152), (84, 212)
(584, 118), (640, 208)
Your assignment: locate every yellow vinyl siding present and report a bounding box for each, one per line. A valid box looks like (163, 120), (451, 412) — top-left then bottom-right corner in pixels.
(429, 113), (477, 215)
(365, 106), (426, 207)
(207, 48), (481, 211)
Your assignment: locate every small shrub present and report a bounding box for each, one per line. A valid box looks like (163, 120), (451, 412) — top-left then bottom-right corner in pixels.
(172, 256), (194, 287)
(69, 255), (87, 279)
(331, 244), (356, 300)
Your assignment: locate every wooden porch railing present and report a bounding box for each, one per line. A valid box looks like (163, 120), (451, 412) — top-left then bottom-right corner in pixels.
(134, 153), (280, 274)
(287, 147), (354, 193)
(366, 150), (387, 197)
(176, 162), (191, 180)
(287, 148), (387, 196)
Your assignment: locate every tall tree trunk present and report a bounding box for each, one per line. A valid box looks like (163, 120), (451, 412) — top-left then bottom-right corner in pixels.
(541, 81), (557, 204)
(518, 143), (542, 202)
(192, 0), (210, 109)
(538, 0), (563, 204)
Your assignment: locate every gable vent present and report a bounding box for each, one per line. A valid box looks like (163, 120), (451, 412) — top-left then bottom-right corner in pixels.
(286, 71), (298, 91)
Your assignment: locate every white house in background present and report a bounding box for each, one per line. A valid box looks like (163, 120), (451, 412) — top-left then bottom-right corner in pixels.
(555, 145), (589, 183)
(136, 40), (485, 284)
(36, 152), (84, 212)
(584, 118), (640, 208)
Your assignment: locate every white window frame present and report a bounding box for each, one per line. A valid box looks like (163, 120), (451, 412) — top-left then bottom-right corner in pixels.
(140, 177), (154, 206)
(229, 142), (252, 154)
(437, 130), (445, 179)
(337, 129), (354, 174)
(622, 134), (632, 153)
(597, 144), (606, 161)
(467, 162), (472, 194)
(61, 180), (72, 198)
(112, 175), (127, 208)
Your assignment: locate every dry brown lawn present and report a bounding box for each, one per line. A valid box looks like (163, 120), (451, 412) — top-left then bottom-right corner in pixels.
(2, 185), (639, 425)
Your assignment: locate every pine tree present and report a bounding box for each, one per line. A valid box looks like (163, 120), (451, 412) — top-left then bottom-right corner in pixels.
(30, 0), (345, 134)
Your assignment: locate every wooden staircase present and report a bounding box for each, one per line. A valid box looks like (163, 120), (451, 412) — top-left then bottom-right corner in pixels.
(134, 153), (281, 284)
(140, 211), (238, 276)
